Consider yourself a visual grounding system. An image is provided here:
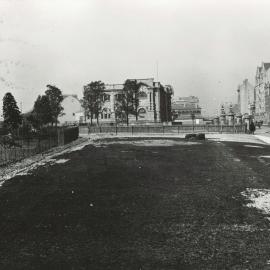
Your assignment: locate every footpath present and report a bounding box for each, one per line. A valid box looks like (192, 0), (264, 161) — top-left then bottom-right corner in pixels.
(254, 126), (270, 144)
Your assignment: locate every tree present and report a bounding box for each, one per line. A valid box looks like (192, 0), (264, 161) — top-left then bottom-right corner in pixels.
(118, 79), (146, 125)
(2, 92), (22, 131)
(28, 95), (53, 129)
(45, 85), (64, 126)
(82, 81), (105, 126)
(127, 79), (142, 121)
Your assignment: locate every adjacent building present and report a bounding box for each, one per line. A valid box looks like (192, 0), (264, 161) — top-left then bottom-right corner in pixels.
(254, 62), (270, 123)
(58, 95), (84, 125)
(172, 96), (203, 124)
(237, 79), (255, 116)
(84, 78), (173, 125)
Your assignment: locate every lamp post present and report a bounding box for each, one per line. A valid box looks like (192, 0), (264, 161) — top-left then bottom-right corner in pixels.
(191, 112), (195, 133)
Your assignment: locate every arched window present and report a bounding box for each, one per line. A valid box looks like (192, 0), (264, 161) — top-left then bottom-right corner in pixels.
(138, 91), (147, 99)
(138, 108), (147, 119)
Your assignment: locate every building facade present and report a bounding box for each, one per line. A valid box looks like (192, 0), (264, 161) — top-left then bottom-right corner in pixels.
(58, 95), (83, 125)
(172, 96), (203, 124)
(84, 78), (173, 124)
(255, 62), (270, 123)
(237, 79), (255, 116)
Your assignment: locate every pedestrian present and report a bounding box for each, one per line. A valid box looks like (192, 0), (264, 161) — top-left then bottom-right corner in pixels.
(244, 122), (248, 134)
(249, 121), (256, 135)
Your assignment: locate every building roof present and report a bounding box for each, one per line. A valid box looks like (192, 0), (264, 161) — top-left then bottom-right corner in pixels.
(104, 78), (168, 92)
(63, 94), (79, 100)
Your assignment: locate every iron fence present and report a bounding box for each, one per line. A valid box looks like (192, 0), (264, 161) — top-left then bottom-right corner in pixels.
(0, 135), (58, 166)
(85, 124), (246, 135)
(0, 126), (79, 167)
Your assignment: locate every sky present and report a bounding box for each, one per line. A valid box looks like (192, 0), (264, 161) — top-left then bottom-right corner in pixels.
(1, 0), (270, 116)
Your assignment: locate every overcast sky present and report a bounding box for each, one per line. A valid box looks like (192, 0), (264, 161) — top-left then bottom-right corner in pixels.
(1, 0), (270, 116)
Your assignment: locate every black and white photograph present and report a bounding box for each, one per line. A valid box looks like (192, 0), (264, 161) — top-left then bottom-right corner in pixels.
(1, 0), (270, 269)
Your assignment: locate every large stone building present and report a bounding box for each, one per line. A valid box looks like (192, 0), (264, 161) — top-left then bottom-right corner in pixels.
(254, 62), (270, 123)
(172, 96), (203, 124)
(83, 78), (173, 125)
(237, 79), (255, 116)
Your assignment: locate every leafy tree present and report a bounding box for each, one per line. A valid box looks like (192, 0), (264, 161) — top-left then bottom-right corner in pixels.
(118, 79), (146, 125)
(2, 92), (22, 131)
(28, 95), (53, 129)
(82, 81), (105, 126)
(45, 85), (64, 126)
(118, 80), (136, 126)
(114, 94), (125, 123)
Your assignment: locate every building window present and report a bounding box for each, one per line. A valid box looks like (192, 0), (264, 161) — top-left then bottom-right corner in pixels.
(103, 94), (110, 102)
(139, 91), (147, 99)
(138, 108), (147, 119)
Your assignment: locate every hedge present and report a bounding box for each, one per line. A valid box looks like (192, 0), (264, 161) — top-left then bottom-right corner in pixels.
(63, 127), (79, 144)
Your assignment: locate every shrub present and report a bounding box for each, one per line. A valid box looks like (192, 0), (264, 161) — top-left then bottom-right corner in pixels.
(64, 127), (79, 144)
(0, 128), (8, 136)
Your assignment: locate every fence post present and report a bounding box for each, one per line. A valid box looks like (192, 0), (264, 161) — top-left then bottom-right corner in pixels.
(132, 126), (134, 135)
(116, 125), (118, 135)
(99, 126), (102, 133)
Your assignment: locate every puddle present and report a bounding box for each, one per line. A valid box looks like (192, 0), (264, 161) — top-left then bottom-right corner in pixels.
(259, 155), (270, 159)
(244, 145), (264, 149)
(242, 188), (270, 219)
(55, 159), (69, 164)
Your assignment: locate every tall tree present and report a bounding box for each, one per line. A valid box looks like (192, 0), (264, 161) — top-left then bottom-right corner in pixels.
(2, 92), (22, 131)
(119, 80), (136, 126)
(45, 85), (64, 126)
(82, 81), (105, 126)
(118, 80), (146, 125)
(28, 95), (53, 129)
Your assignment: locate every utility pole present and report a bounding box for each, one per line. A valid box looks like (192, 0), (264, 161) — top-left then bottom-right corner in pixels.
(156, 61), (159, 82)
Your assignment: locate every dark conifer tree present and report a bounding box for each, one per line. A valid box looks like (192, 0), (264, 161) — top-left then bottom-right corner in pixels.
(2, 92), (22, 131)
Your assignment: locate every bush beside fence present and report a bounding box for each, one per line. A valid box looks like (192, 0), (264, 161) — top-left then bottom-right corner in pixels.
(63, 127), (79, 144)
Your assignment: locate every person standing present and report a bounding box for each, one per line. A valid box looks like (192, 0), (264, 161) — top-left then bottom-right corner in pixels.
(249, 121), (256, 135)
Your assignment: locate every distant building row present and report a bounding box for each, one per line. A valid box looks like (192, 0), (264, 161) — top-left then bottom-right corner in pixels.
(235, 62), (270, 124)
(171, 96), (203, 125)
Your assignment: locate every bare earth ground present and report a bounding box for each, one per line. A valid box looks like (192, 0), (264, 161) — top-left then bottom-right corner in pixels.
(1, 135), (270, 269)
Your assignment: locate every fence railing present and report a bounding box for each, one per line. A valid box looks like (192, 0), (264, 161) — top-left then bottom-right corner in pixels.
(0, 136), (58, 166)
(83, 125), (246, 135)
(0, 126), (79, 167)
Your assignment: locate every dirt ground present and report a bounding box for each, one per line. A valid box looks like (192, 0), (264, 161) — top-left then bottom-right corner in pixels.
(1, 137), (270, 269)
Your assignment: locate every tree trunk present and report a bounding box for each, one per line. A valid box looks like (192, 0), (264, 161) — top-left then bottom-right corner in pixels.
(97, 113), (99, 125)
